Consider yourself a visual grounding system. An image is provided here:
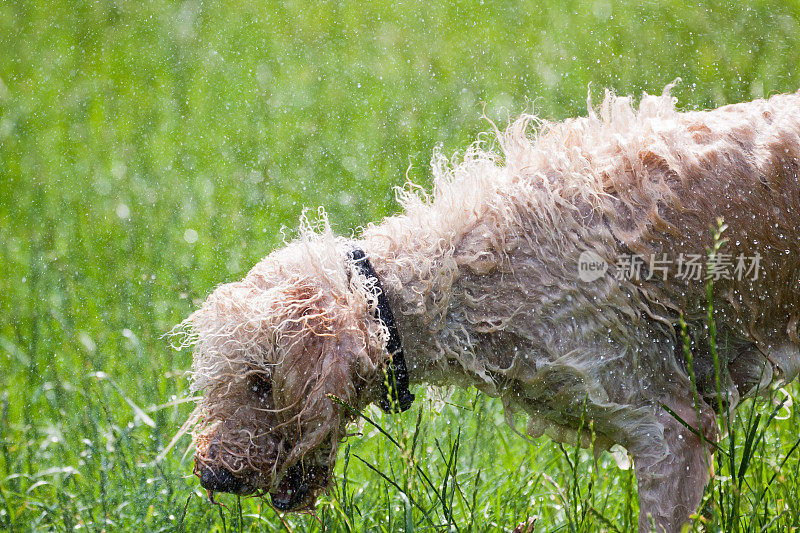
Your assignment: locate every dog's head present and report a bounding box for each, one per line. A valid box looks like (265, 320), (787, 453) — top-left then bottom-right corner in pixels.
(181, 235), (388, 510)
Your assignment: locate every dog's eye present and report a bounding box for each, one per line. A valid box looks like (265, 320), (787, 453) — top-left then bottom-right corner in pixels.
(249, 374), (272, 399)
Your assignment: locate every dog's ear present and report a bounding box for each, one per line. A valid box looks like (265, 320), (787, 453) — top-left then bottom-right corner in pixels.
(270, 275), (381, 442)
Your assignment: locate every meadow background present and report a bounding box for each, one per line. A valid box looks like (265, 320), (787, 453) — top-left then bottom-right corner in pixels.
(2, 0), (800, 531)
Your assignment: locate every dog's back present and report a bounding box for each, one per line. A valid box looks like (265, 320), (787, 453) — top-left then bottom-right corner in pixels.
(599, 92), (800, 400)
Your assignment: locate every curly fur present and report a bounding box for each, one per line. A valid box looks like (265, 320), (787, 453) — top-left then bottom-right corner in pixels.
(178, 86), (800, 531)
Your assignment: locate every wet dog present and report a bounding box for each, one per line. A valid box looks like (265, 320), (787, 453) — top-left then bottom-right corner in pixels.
(178, 88), (800, 531)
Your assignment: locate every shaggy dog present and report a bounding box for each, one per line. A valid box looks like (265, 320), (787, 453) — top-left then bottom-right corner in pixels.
(177, 87), (800, 532)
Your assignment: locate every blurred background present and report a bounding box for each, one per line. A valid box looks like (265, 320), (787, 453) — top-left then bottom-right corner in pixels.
(2, 0), (800, 530)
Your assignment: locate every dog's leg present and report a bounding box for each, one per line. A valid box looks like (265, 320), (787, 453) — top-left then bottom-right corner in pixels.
(631, 399), (717, 533)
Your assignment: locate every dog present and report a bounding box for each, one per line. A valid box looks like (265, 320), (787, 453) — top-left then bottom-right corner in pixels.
(178, 87), (800, 532)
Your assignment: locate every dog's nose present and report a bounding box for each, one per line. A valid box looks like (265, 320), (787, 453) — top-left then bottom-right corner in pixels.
(197, 465), (249, 494)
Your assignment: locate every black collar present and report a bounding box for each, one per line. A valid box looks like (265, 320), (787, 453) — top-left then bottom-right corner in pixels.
(347, 247), (414, 413)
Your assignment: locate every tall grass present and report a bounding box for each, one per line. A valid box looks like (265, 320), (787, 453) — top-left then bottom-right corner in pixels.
(2, 0), (800, 530)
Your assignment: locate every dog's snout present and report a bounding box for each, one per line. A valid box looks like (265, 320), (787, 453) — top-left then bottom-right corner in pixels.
(197, 465), (249, 495)
(270, 463), (313, 511)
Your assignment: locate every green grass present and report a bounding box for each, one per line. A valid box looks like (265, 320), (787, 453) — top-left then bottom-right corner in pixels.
(2, 0), (800, 530)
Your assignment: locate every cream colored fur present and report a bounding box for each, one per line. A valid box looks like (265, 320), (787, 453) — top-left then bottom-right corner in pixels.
(178, 87), (800, 532)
